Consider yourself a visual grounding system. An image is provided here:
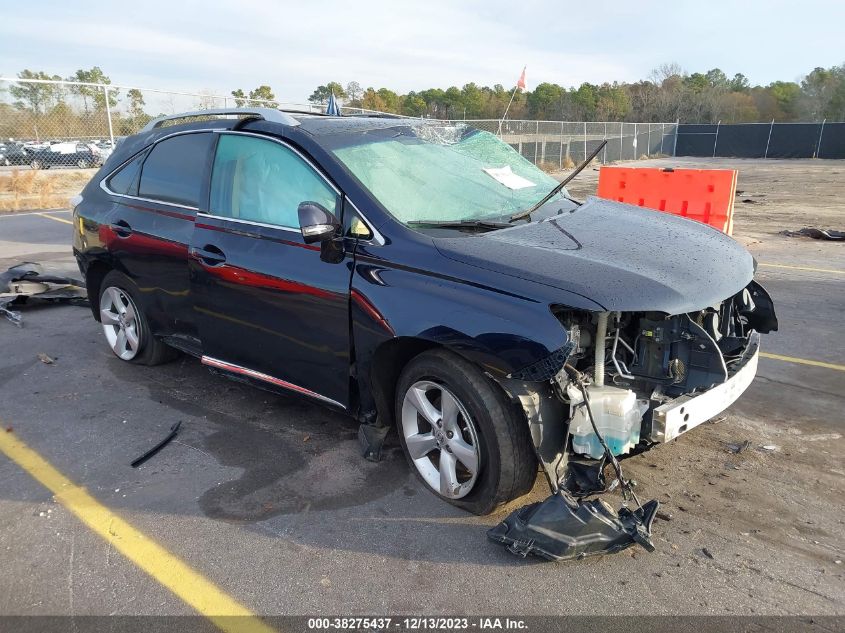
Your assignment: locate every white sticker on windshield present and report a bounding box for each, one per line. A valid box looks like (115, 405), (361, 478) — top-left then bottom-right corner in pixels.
(482, 166), (536, 190)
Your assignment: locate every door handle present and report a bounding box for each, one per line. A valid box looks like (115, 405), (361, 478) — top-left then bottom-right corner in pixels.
(110, 219), (132, 237)
(192, 244), (226, 267)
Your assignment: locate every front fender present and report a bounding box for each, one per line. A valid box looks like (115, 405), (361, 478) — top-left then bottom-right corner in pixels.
(350, 251), (598, 424)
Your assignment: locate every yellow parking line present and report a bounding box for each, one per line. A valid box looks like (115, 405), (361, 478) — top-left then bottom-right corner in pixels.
(760, 352), (845, 372)
(759, 262), (844, 275)
(0, 427), (277, 633)
(34, 212), (73, 225)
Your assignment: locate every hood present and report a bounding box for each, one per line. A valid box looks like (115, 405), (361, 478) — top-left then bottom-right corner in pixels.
(435, 197), (753, 315)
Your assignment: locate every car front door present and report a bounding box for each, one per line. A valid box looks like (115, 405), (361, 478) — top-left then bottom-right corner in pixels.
(189, 131), (353, 409)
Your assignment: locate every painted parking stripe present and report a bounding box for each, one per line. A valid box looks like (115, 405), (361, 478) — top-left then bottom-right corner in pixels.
(759, 352), (845, 372)
(759, 262), (845, 275)
(34, 212), (74, 225)
(0, 427), (277, 633)
(0, 209), (70, 218)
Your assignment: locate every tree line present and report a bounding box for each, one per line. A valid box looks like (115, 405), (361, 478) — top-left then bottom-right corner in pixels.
(312, 64), (845, 122)
(2, 62), (844, 141)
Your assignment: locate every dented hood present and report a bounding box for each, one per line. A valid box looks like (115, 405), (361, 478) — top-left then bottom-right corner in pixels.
(435, 197), (754, 315)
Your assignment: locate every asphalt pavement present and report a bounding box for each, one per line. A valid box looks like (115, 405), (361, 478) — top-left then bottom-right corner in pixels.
(0, 207), (843, 623)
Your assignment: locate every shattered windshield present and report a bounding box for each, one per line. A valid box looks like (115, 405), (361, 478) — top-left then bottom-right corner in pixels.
(330, 123), (563, 224)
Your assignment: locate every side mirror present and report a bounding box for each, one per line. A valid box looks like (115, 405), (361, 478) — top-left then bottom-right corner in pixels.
(298, 201), (340, 244)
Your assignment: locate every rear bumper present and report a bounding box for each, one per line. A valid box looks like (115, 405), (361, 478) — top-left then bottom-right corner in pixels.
(648, 332), (760, 443)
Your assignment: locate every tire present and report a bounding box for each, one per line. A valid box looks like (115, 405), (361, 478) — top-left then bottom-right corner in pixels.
(30, 159), (42, 170)
(77, 158), (91, 169)
(97, 270), (179, 366)
(2, 157), (9, 166)
(395, 349), (536, 515)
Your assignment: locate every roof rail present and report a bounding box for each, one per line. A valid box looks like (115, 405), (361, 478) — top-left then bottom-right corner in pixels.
(140, 108), (300, 133)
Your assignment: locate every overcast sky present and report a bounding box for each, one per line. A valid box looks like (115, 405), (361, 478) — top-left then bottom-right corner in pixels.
(1, 0), (843, 104)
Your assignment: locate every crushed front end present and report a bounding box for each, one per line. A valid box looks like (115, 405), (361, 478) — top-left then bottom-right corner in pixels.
(490, 280), (777, 561)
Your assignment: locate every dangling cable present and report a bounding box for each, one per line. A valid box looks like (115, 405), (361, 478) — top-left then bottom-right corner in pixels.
(564, 363), (642, 508)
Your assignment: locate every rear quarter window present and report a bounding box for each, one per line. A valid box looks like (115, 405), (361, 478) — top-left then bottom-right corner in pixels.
(105, 151), (147, 196)
(138, 133), (213, 207)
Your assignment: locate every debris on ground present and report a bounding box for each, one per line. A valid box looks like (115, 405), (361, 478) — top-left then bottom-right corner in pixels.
(780, 227), (844, 241)
(760, 444), (779, 452)
(130, 421), (182, 468)
(702, 547), (715, 559)
(0, 262), (87, 326)
(37, 353), (55, 365)
(728, 440), (752, 454)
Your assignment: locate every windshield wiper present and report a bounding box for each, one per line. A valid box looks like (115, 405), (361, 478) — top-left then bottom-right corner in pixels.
(509, 140), (607, 223)
(407, 219), (510, 231)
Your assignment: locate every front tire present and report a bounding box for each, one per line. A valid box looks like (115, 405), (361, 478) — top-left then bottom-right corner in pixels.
(98, 270), (178, 365)
(395, 349), (536, 515)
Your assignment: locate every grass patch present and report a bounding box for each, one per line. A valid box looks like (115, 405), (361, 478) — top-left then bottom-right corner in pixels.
(0, 169), (92, 211)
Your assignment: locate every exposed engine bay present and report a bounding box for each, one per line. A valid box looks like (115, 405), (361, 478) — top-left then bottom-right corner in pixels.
(489, 280), (778, 561)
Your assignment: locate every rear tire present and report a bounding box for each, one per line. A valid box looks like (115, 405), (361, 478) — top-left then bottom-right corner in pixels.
(77, 158), (91, 169)
(98, 270), (179, 366)
(395, 349), (536, 515)
(30, 159), (42, 170)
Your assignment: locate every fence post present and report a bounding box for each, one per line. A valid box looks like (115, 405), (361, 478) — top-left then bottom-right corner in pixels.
(815, 119), (826, 158)
(534, 120), (539, 165)
(103, 85), (115, 148)
(603, 122), (608, 164)
(647, 124), (651, 158)
(672, 119), (679, 157)
(712, 120), (721, 157)
(660, 123), (665, 155)
(583, 121), (587, 162)
(764, 119), (774, 158)
(559, 121), (563, 169)
(620, 123), (624, 161)
(633, 122), (637, 159)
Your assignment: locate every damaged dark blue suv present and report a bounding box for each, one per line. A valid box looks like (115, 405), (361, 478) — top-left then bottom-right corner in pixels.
(73, 109), (777, 547)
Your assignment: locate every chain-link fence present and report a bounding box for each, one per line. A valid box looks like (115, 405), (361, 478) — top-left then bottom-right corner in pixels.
(0, 77), (677, 172)
(457, 120), (677, 167)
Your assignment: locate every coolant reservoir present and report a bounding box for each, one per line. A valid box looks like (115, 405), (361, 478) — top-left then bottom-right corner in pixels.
(567, 384), (649, 459)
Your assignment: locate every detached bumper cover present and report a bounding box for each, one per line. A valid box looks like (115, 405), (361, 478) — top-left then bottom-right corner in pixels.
(650, 332), (760, 443)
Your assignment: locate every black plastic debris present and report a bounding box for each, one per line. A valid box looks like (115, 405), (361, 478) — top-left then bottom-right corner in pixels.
(0, 262), (88, 326)
(488, 494), (659, 561)
(780, 227), (844, 241)
(131, 421), (182, 468)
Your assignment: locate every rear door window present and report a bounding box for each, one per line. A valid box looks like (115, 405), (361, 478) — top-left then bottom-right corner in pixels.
(138, 133), (213, 207)
(209, 134), (339, 228)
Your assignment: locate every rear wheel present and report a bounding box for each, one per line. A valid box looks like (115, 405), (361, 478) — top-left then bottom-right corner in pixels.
(98, 270), (178, 365)
(77, 158), (91, 169)
(30, 159), (42, 170)
(395, 349), (536, 515)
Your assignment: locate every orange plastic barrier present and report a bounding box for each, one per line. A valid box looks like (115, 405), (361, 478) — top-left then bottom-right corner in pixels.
(596, 167), (738, 235)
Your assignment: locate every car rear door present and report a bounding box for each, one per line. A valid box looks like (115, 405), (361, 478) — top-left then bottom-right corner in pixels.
(102, 131), (214, 342)
(189, 131), (353, 409)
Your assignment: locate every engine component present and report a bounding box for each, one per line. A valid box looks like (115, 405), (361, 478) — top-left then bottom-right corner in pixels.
(566, 383), (649, 459)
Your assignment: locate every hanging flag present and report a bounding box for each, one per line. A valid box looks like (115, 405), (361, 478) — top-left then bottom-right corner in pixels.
(517, 66), (527, 91)
(326, 91), (341, 116)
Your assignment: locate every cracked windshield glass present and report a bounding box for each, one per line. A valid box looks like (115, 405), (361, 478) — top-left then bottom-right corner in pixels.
(332, 123), (563, 224)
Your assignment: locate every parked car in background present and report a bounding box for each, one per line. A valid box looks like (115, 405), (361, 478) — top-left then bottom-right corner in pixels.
(28, 142), (101, 169)
(0, 142), (30, 166)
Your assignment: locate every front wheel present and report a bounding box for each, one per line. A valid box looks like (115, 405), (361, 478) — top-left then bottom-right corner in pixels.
(30, 159), (42, 170)
(395, 349), (537, 515)
(77, 158), (91, 169)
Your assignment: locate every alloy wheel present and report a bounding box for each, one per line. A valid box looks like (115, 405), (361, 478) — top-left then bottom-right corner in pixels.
(401, 380), (481, 499)
(99, 286), (142, 360)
